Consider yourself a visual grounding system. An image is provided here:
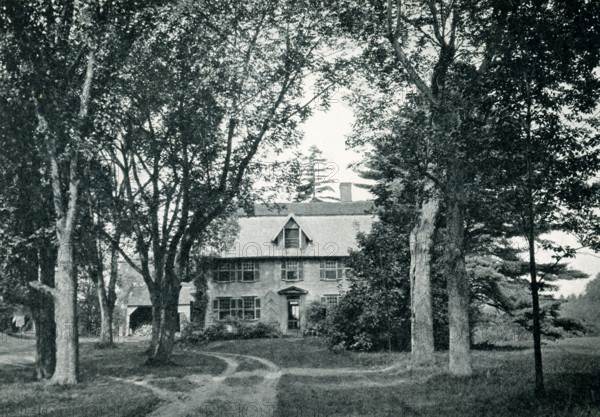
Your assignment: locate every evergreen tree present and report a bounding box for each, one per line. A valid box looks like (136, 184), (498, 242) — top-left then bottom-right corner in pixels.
(471, 0), (600, 395)
(294, 145), (338, 202)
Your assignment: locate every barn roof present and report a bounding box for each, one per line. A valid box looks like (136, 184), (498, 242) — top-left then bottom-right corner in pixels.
(223, 201), (375, 258)
(127, 282), (195, 307)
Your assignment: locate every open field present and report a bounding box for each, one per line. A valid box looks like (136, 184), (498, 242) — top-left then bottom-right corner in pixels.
(0, 334), (598, 416)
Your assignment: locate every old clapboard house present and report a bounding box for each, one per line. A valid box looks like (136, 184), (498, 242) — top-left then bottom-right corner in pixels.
(206, 183), (374, 334)
(125, 183), (374, 335)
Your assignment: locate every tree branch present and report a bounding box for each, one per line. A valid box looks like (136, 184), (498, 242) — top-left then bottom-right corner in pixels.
(100, 229), (144, 277)
(28, 281), (57, 298)
(386, 1), (436, 105)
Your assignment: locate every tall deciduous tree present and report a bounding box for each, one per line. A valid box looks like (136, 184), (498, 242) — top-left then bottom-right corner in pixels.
(94, 0), (339, 364)
(0, 0), (154, 384)
(0, 137), (56, 379)
(1, 1), (95, 384)
(78, 160), (126, 346)
(339, 0), (513, 374)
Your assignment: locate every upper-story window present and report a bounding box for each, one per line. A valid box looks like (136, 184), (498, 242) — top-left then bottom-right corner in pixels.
(214, 261), (259, 283)
(215, 263), (237, 283)
(242, 262), (259, 282)
(284, 225), (300, 248)
(281, 259), (303, 281)
(320, 259), (344, 280)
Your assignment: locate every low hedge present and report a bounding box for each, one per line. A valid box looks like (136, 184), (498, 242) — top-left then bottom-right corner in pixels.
(180, 317), (281, 344)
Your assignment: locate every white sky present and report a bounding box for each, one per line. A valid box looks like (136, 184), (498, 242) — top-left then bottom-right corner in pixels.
(532, 231), (599, 297)
(298, 96), (375, 201)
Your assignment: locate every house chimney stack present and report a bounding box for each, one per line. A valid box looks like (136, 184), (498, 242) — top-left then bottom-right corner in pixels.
(340, 182), (352, 202)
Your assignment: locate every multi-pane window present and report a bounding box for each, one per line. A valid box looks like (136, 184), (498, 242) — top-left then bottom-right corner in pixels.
(281, 260), (303, 281)
(213, 261), (259, 282)
(284, 227), (300, 248)
(214, 298), (232, 319)
(214, 263), (237, 282)
(320, 259), (344, 280)
(242, 296), (261, 319)
(321, 295), (339, 312)
(212, 297), (260, 320)
(242, 262), (259, 282)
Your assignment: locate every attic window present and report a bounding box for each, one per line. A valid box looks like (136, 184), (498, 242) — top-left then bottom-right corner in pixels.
(284, 226), (300, 248)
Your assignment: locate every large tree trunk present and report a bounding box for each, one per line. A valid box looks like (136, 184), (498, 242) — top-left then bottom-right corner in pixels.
(32, 305), (55, 379)
(52, 229), (79, 384)
(97, 240), (118, 347)
(445, 190), (472, 376)
(31, 50), (93, 385)
(32, 244), (56, 380)
(97, 279), (113, 346)
(146, 281), (181, 365)
(409, 194), (439, 364)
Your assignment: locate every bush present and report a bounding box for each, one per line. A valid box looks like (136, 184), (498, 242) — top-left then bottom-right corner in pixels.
(324, 287), (410, 352)
(303, 300), (328, 336)
(179, 320), (208, 344)
(179, 317), (281, 344)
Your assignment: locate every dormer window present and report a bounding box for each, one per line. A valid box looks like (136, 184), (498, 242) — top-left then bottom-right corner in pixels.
(284, 224), (300, 248)
(273, 215), (310, 250)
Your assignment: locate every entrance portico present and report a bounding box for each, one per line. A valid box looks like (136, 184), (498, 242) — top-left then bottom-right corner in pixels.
(277, 286), (308, 334)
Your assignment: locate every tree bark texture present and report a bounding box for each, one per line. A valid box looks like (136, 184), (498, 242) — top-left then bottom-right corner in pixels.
(146, 280), (181, 365)
(409, 194), (439, 364)
(52, 228), (79, 384)
(32, 244), (56, 380)
(445, 188), (472, 376)
(97, 278), (113, 346)
(97, 240), (119, 346)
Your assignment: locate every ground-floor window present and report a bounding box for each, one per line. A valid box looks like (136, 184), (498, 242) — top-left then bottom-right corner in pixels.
(213, 296), (261, 320)
(321, 295), (339, 313)
(243, 296), (260, 319)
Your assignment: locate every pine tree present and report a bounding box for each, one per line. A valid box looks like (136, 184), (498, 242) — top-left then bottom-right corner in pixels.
(294, 146), (338, 202)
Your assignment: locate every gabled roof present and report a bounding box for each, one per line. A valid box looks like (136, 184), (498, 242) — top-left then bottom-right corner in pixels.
(127, 282), (195, 307)
(222, 201), (375, 258)
(270, 214), (313, 242)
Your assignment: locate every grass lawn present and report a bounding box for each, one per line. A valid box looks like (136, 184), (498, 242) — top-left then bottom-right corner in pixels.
(203, 336), (407, 369)
(0, 336), (227, 417)
(1, 334), (599, 416)
(271, 337), (600, 417)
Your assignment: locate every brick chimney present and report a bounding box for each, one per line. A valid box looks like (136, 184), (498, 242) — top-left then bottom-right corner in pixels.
(339, 182), (352, 202)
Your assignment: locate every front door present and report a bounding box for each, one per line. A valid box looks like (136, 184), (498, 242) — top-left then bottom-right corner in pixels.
(288, 300), (300, 330)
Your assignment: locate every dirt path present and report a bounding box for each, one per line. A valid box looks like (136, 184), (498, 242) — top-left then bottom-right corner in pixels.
(119, 350), (407, 417)
(132, 351), (278, 417)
